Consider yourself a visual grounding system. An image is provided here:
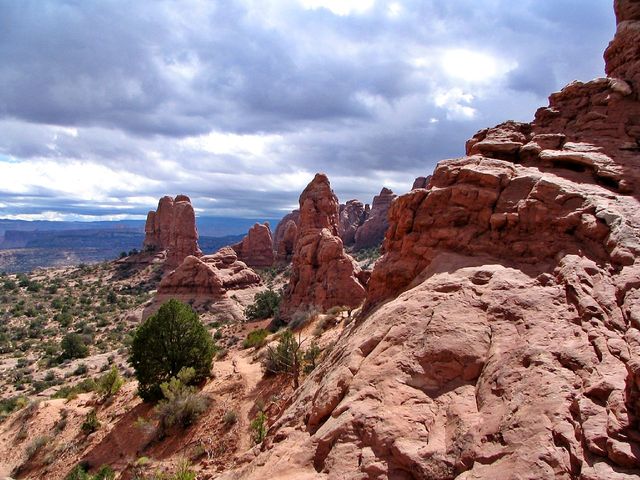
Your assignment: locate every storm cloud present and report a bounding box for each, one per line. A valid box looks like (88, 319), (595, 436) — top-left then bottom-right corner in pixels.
(0, 0), (615, 221)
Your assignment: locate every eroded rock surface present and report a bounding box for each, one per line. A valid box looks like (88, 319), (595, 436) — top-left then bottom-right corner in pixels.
(232, 223), (275, 268)
(278, 174), (366, 319)
(218, 2), (640, 478)
(354, 187), (397, 250)
(158, 247), (261, 299)
(274, 210), (300, 261)
(338, 200), (367, 246)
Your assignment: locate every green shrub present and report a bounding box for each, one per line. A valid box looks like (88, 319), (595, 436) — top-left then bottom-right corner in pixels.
(245, 289), (280, 320)
(156, 368), (208, 436)
(250, 411), (267, 444)
(96, 366), (124, 399)
(52, 378), (97, 399)
(243, 328), (269, 349)
(81, 409), (100, 434)
(129, 299), (215, 401)
(0, 395), (28, 422)
(60, 333), (89, 360)
(64, 464), (115, 480)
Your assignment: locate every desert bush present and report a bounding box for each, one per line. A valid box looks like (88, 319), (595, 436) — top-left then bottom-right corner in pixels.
(242, 328), (269, 349)
(64, 464), (115, 480)
(245, 289), (280, 320)
(0, 395), (28, 422)
(222, 409), (238, 427)
(60, 333), (89, 361)
(288, 307), (319, 331)
(82, 409), (100, 434)
(74, 363), (89, 376)
(96, 366), (124, 399)
(156, 368), (208, 436)
(304, 342), (322, 373)
(52, 378), (97, 399)
(26, 435), (51, 459)
(265, 329), (307, 388)
(129, 299), (215, 401)
(250, 411), (267, 444)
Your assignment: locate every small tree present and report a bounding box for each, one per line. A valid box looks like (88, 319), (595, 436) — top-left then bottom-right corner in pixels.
(60, 333), (89, 361)
(129, 299), (215, 401)
(156, 368), (208, 437)
(96, 366), (124, 400)
(265, 330), (305, 389)
(245, 289), (281, 320)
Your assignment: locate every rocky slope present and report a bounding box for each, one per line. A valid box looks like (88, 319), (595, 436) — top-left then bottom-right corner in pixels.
(219, 1), (640, 478)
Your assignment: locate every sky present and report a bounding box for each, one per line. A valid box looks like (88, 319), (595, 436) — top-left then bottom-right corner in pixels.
(0, 0), (616, 223)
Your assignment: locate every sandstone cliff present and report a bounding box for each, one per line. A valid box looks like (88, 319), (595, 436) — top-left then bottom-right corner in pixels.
(220, 2), (640, 478)
(278, 174), (367, 320)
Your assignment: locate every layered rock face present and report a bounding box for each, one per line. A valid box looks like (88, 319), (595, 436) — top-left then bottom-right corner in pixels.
(232, 223), (275, 268)
(157, 247), (261, 298)
(278, 174), (366, 319)
(273, 210), (300, 261)
(143, 195), (202, 267)
(353, 187), (397, 250)
(223, 3), (640, 479)
(338, 199), (367, 246)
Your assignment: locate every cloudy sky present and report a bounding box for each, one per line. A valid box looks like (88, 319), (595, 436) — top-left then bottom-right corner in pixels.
(0, 0), (615, 222)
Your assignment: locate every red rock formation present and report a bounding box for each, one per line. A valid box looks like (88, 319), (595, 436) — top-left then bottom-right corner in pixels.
(411, 176), (431, 189)
(232, 223), (275, 268)
(338, 199), (367, 246)
(157, 247), (261, 299)
(353, 187), (397, 250)
(278, 174), (366, 319)
(273, 210), (300, 259)
(220, 3), (640, 479)
(276, 219), (298, 262)
(143, 195), (202, 267)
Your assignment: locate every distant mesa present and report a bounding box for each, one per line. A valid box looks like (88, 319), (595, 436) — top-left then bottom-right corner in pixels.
(143, 194), (202, 268)
(231, 222), (275, 268)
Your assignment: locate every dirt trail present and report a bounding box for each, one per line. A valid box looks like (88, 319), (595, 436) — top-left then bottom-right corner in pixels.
(230, 350), (263, 453)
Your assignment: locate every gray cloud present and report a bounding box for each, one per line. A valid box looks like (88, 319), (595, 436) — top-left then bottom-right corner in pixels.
(0, 0), (615, 222)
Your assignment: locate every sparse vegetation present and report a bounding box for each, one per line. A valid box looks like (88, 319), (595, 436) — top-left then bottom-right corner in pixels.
(96, 365), (124, 400)
(242, 328), (269, 349)
(155, 368), (208, 436)
(288, 307), (320, 331)
(245, 289), (281, 320)
(60, 333), (90, 361)
(64, 464), (116, 480)
(129, 299), (215, 401)
(81, 409), (100, 434)
(222, 409), (238, 427)
(250, 411), (267, 444)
